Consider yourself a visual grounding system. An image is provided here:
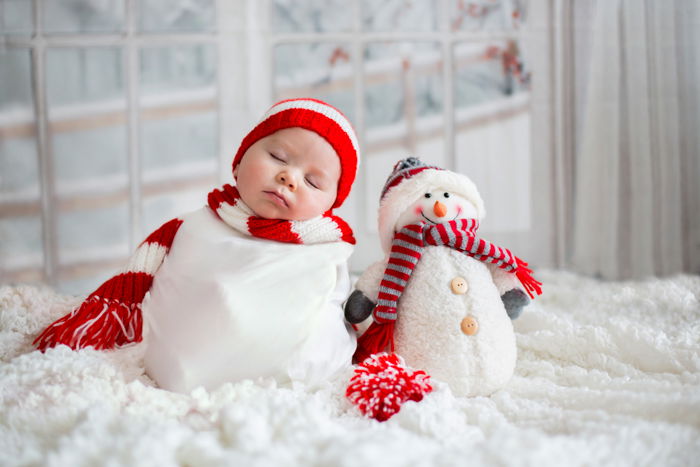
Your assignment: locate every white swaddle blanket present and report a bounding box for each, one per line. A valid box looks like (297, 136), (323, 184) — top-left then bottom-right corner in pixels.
(142, 207), (356, 393)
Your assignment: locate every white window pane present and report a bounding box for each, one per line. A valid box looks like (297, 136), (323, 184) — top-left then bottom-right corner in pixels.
(0, 215), (43, 271)
(450, 0), (526, 31)
(43, 0), (125, 34)
(0, 0), (33, 36)
(57, 203), (130, 265)
(1, 136), (40, 199)
(0, 48), (33, 110)
(364, 42), (443, 129)
(454, 40), (530, 109)
(138, 0), (215, 33)
(140, 44), (218, 179)
(272, 0), (352, 33)
(0, 48), (38, 200)
(141, 113), (217, 179)
(46, 47), (125, 108)
(362, 0), (438, 32)
(46, 47), (127, 195)
(140, 44), (217, 97)
(274, 42), (355, 124)
(52, 126), (128, 195)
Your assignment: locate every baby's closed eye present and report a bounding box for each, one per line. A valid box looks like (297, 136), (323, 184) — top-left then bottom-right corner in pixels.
(305, 176), (320, 189)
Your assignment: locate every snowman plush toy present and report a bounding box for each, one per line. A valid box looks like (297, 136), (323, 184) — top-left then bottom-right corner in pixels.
(346, 157), (542, 397)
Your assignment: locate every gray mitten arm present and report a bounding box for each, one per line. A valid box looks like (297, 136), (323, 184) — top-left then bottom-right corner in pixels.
(501, 288), (529, 320)
(344, 290), (376, 324)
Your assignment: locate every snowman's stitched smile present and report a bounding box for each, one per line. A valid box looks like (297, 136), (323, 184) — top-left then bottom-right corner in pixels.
(420, 212), (459, 224)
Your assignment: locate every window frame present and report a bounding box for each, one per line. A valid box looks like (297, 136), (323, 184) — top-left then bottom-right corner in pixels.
(0, 0), (226, 287)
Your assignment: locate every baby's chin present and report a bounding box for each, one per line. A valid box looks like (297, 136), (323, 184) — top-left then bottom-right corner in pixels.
(238, 190), (335, 221)
(250, 203), (328, 221)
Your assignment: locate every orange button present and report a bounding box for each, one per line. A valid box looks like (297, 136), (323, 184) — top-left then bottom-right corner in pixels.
(450, 277), (468, 294)
(460, 316), (479, 336)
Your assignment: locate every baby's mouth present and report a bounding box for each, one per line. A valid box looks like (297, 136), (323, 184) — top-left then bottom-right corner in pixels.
(264, 191), (289, 208)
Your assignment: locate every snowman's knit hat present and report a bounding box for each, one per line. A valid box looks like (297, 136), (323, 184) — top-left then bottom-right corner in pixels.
(378, 157), (485, 252)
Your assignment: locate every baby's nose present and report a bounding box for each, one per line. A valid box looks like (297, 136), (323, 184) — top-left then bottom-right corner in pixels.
(276, 171), (297, 191)
(433, 201), (447, 217)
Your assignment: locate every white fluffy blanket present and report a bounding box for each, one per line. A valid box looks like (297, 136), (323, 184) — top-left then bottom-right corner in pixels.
(2, 271), (699, 466)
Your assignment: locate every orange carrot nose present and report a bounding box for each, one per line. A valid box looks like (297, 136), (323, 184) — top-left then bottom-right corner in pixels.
(433, 201), (447, 217)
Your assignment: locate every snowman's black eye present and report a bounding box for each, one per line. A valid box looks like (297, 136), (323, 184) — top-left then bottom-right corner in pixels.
(424, 193), (432, 199)
(443, 192), (450, 198)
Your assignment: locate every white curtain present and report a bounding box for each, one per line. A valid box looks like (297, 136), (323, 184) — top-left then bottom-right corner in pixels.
(570, 0), (700, 279)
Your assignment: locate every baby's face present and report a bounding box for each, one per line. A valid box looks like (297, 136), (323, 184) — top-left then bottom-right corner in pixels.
(234, 127), (341, 220)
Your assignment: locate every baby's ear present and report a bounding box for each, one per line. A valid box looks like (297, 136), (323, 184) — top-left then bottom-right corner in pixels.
(233, 165), (239, 180)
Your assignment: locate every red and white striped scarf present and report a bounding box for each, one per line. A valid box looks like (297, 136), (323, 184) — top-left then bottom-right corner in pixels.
(34, 218), (184, 351)
(207, 184), (355, 245)
(354, 219), (542, 362)
(35, 185), (355, 352)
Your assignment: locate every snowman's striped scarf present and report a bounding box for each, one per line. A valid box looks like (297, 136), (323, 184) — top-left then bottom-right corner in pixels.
(354, 219), (542, 362)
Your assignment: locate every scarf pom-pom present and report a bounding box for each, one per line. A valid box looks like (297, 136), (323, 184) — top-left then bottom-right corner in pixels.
(346, 352), (433, 422)
(514, 257), (543, 298)
(33, 297), (142, 351)
(353, 320), (395, 363)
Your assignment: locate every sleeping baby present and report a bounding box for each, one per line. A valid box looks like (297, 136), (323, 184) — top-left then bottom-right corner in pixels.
(34, 98), (360, 393)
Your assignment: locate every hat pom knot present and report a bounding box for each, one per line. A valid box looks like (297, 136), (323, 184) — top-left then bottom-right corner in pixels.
(346, 352), (433, 422)
(392, 156), (424, 173)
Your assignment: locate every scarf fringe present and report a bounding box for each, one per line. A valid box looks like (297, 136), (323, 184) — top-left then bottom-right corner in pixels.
(515, 257), (543, 298)
(34, 296), (143, 351)
(353, 320), (395, 363)
(34, 219), (182, 352)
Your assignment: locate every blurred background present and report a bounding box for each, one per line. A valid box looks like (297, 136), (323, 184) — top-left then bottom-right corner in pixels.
(0, 0), (698, 295)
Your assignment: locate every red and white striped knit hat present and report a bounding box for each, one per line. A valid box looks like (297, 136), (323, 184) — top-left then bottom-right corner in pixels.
(377, 157), (486, 252)
(232, 98), (360, 210)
